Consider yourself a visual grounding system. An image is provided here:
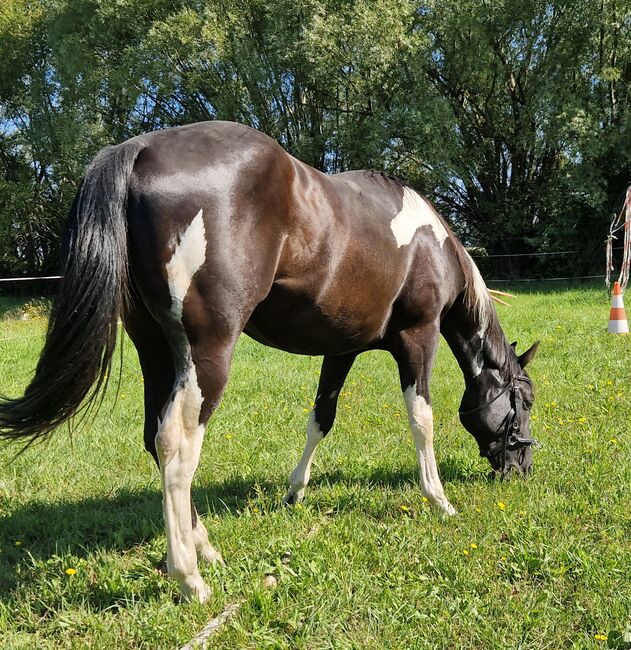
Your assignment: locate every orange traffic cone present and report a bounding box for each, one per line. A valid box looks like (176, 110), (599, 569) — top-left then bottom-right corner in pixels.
(608, 282), (629, 334)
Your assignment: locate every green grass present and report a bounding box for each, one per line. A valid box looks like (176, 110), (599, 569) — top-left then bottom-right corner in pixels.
(0, 287), (630, 649)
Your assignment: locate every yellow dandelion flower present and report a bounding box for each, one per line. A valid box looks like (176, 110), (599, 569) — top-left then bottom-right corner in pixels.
(14, 541), (21, 547)
(610, 438), (617, 444)
(295, 503), (303, 510)
(578, 417), (587, 423)
(65, 568), (77, 576)
(225, 434), (233, 440)
(462, 549), (469, 556)
(399, 505), (409, 512)
(594, 633), (607, 641)
(550, 401), (558, 408)
(421, 496), (429, 503)
(497, 501), (506, 511)
(587, 384), (594, 390)
(475, 507), (481, 513)
(470, 543), (477, 549)
(607, 380), (613, 386)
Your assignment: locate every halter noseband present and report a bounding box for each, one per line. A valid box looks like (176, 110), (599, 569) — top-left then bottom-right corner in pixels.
(459, 376), (541, 473)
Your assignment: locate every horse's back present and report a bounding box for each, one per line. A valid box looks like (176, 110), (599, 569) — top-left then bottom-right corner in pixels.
(122, 120), (460, 355)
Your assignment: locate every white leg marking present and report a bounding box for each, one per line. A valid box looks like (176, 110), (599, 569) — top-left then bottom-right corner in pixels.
(157, 365), (212, 601)
(390, 188), (448, 248)
(403, 384), (456, 515)
(283, 412), (324, 504)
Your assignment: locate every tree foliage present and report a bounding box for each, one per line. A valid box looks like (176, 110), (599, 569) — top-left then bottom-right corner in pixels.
(1, 0), (630, 277)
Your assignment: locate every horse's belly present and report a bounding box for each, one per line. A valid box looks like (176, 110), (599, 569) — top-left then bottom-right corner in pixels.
(245, 285), (390, 355)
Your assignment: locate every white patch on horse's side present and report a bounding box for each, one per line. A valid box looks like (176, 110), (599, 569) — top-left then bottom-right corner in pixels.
(166, 209), (206, 318)
(390, 188), (448, 248)
(283, 412), (324, 504)
(403, 384), (456, 516)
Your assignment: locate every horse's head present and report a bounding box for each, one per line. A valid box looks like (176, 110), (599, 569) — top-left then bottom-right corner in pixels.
(459, 341), (539, 477)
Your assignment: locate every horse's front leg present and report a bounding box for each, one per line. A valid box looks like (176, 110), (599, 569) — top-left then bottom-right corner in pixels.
(283, 353), (357, 504)
(391, 324), (456, 516)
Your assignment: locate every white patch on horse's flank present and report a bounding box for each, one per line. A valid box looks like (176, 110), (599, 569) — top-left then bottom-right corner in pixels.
(403, 384), (456, 516)
(390, 187), (448, 248)
(166, 208), (206, 318)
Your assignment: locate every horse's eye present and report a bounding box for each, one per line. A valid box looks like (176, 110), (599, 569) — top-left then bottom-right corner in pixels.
(524, 401), (533, 410)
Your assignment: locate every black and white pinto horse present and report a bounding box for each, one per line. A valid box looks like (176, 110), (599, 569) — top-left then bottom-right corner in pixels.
(0, 121), (538, 602)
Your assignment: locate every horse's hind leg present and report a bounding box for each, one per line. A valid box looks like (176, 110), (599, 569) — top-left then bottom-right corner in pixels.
(283, 353), (356, 505)
(125, 301), (223, 574)
(391, 325), (456, 516)
(154, 329), (236, 602)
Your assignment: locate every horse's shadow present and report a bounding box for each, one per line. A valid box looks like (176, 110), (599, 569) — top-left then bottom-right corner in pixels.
(0, 459), (485, 607)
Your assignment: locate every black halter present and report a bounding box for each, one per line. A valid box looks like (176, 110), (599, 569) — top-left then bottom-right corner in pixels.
(459, 376), (540, 473)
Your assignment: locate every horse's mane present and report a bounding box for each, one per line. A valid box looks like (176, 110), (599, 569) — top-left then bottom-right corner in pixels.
(363, 169), (408, 188)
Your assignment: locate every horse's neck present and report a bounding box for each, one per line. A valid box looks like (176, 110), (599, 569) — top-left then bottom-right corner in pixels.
(441, 297), (508, 389)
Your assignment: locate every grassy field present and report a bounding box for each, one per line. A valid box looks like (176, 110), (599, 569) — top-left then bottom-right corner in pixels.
(0, 285), (630, 649)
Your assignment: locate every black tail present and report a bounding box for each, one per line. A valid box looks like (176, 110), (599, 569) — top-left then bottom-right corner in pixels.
(0, 140), (145, 443)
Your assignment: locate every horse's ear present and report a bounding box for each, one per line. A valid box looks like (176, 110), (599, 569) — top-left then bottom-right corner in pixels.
(518, 341), (540, 368)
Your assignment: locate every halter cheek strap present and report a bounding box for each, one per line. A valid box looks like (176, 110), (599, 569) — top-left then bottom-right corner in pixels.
(459, 376), (541, 472)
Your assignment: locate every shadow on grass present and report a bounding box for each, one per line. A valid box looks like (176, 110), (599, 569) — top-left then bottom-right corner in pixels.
(0, 457), (489, 607)
(310, 457), (488, 492)
(0, 475), (273, 598)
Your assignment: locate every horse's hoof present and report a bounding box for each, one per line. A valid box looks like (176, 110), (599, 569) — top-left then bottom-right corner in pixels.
(430, 498), (457, 516)
(182, 579), (212, 604)
(282, 489), (305, 506)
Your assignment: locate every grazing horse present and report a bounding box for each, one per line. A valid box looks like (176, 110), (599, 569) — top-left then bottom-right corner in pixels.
(0, 121), (539, 602)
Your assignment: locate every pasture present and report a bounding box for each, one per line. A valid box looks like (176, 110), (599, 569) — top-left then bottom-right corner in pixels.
(0, 285), (629, 649)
